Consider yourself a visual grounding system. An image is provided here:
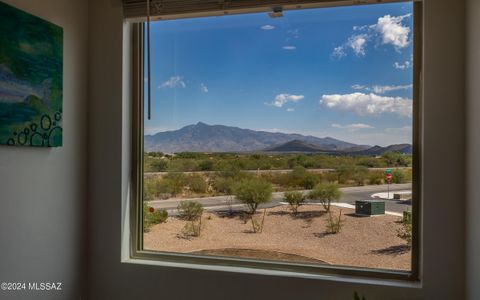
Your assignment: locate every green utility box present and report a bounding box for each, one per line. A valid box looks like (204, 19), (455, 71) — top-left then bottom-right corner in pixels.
(355, 200), (385, 216)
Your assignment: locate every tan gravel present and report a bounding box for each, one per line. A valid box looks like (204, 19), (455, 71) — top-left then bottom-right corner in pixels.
(144, 205), (411, 271)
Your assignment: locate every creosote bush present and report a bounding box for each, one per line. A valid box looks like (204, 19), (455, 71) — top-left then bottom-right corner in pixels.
(163, 172), (187, 196)
(233, 178), (273, 214)
(177, 201), (204, 221)
(213, 176), (236, 194)
(182, 218), (202, 237)
(325, 209), (344, 234)
(397, 210), (412, 246)
(143, 203), (168, 232)
(250, 209), (267, 233)
(307, 183), (341, 212)
(283, 191), (305, 214)
(187, 174), (208, 194)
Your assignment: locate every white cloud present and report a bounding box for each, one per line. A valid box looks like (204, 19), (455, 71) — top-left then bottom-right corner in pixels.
(332, 46), (346, 59)
(320, 92), (412, 117)
(286, 108), (295, 112)
(371, 84), (412, 94)
(351, 84), (413, 94)
(347, 34), (368, 56)
(269, 93), (304, 108)
(332, 14), (411, 58)
(261, 25), (275, 30)
(332, 123), (375, 131)
(159, 76), (186, 89)
(352, 84), (366, 90)
(200, 83), (208, 93)
(374, 14), (411, 50)
(394, 61), (411, 69)
(394, 55), (413, 69)
(282, 46), (296, 50)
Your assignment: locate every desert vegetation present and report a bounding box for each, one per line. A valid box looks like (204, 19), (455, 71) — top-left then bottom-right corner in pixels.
(397, 210), (413, 246)
(143, 202), (168, 232)
(283, 190), (306, 214)
(142, 151), (412, 270)
(144, 151), (412, 173)
(307, 183), (342, 212)
(143, 152), (411, 201)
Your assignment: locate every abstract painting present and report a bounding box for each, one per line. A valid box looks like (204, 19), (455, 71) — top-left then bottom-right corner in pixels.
(0, 1), (63, 147)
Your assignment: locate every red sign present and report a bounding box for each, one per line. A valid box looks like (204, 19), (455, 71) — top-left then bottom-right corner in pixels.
(386, 173), (393, 182)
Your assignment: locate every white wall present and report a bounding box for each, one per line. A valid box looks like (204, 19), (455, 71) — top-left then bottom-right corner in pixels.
(0, 1), (88, 300)
(87, 0), (467, 299)
(466, 0), (480, 299)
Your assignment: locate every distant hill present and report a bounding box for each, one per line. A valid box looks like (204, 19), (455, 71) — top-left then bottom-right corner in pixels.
(264, 140), (412, 155)
(144, 122), (366, 153)
(265, 140), (330, 152)
(351, 144), (413, 156)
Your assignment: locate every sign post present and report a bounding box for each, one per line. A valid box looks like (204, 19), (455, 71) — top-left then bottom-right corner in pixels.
(385, 169), (393, 199)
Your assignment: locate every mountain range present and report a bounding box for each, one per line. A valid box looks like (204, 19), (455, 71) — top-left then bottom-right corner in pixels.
(144, 122), (411, 155)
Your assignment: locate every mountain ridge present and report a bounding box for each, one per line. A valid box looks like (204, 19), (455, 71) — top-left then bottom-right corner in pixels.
(144, 122), (362, 153)
(144, 122), (409, 155)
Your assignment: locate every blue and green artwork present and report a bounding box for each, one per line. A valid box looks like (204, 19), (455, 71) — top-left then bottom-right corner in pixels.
(0, 1), (63, 147)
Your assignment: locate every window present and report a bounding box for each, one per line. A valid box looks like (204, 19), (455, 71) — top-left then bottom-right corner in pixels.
(130, 0), (421, 280)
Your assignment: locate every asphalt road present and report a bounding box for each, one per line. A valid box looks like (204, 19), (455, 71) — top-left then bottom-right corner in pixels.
(148, 183), (412, 214)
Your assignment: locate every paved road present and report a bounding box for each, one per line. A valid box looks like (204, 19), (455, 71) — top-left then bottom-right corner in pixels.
(148, 183), (412, 214)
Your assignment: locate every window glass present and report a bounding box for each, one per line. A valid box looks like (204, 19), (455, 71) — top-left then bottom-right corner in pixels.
(142, 2), (414, 273)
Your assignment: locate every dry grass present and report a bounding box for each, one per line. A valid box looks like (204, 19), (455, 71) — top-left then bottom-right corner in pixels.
(144, 205), (411, 271)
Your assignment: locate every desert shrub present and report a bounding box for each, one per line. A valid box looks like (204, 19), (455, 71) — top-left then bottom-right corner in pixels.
(163, 172), (187, 196)
(143, 203), (168, 232)
(144, 177), (173, 200)
(290, 165), (307, 182)
(368, 171), (384, 185)
(308, 183), (341, 212)
(397, 211), (412, 245)
(217, 162), (242, 178)
(250, 209), (267, 233)
(182, 218), (202, 237)
(234, 178), (273, 214)
(358, 156), (381, 168)
(392, 169), (407, 184)
(335, 166), (369, 185)
(187, 174), (208, 194)
(382, 152), (411, 167)
(177, 201), (204, 221)
(198, 159), (214, 171)
(168, 159), (198, 172)
(284, 166), (319, 189)
(325, 209), (344, 234)
(284, 191), (305, 214)
(324, 171), (339, 184)
(143, 177), (157, 201)
(335, 165), (355, 184)
(303, 173), (320, 189)
(212, 176), (237, 194)
(295, 154), (316, 168)
(150, 159), (168, 172)
(351, 166), (369, 186)
(175, 152), (208, 159)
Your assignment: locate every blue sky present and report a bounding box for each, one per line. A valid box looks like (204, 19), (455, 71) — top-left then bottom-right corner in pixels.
(144, 2), (414, 146)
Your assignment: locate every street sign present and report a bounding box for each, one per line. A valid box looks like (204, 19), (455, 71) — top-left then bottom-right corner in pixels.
(386, 173), (393, 182)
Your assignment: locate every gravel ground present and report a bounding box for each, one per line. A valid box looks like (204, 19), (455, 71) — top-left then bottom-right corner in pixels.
(144, 205), (411, 271)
